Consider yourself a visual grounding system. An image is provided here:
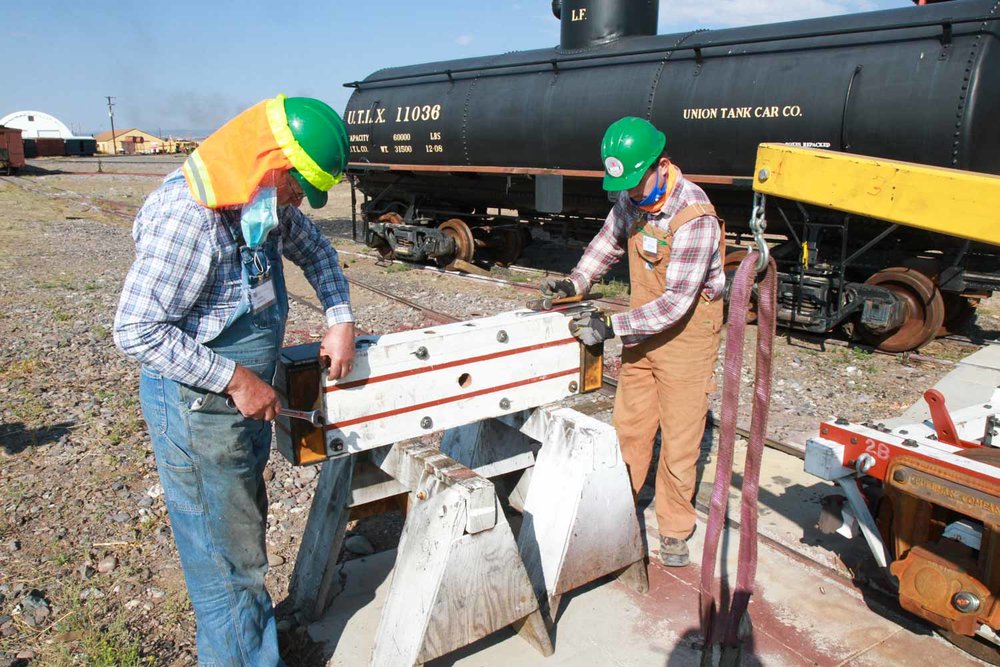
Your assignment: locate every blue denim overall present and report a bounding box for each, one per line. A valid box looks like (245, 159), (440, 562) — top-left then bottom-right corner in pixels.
(138, 222), (288, 667)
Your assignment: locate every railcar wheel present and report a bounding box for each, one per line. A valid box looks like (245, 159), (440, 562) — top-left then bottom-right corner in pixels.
(371, 212), (403, 258)
(723, 249), (757, 324)
(377, 212), (403, 225)
(491, 228), (523, 267)
(859, 267), (945, 352)
(937, 293), (979, 337)
(436, 218), (475, 268)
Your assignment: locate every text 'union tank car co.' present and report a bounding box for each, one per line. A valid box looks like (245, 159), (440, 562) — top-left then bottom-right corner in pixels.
(344, 0), (1000, 352)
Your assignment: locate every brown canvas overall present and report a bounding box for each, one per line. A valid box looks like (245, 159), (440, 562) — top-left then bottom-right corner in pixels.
(612, 203), (724, 539)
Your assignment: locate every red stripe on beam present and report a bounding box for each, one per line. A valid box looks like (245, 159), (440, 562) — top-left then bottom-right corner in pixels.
(324, 367), (579, 430)
(324, 337), (577, 393)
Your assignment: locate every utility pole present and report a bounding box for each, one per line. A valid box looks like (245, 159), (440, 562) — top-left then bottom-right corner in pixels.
(105, 96), (118, 156)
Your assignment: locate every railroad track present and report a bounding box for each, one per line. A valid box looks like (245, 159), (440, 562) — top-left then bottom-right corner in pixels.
(3, 174), (990, 359)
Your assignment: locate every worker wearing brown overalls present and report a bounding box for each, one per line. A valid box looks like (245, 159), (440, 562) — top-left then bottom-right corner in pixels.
(542, 117), (725, 566)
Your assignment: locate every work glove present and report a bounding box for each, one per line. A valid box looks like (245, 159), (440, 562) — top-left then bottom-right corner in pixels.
(569, 312), (615, 346)
(540, 277), (577, 299)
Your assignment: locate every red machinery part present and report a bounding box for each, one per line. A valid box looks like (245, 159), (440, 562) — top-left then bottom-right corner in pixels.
(818, 421), (999, 487)
(924, 389), (984, 449)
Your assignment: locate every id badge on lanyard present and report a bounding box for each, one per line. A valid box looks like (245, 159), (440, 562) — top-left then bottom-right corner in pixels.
(243, 245), (277, 312)
(250, 278), (276, 311)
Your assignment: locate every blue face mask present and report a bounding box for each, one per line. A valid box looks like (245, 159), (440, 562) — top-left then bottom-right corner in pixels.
(240, 186), (278, 248)
(632, 169), (667, 207)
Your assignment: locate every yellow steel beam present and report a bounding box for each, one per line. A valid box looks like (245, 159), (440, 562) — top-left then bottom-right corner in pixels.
(752, 143), (1000, 247)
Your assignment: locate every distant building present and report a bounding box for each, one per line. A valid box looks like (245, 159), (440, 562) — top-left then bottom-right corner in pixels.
(0, 110), (74, 139)
(161, 137), (199, 154)
(94, 128), (164, 155)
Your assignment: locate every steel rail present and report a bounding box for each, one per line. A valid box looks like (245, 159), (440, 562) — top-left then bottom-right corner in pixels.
(345, 277), (458, 325)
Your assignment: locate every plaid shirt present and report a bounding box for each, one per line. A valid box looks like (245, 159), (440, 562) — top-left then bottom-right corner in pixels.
(569, 172), (724, 347)
(114, 170), (353, 393)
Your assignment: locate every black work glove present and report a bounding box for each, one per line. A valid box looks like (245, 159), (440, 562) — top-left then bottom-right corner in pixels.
(540, 277), (577, 299)
(569, 312), (615, 346)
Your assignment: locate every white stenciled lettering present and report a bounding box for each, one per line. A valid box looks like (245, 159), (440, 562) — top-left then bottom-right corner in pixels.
(720, 107), (752, 119)
(346, 109), (387, 125)
(394, 104), (443, 124)
(683, 104), (805, 121)
(683, 107), (718, 120)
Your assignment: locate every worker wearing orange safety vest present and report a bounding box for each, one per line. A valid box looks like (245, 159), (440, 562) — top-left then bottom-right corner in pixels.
(115, 95), (353, 664)
(542, 117), (725, 568)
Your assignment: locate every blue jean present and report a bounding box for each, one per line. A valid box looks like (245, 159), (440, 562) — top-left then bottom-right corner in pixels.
(138, 237), (289, 665)
(140, 364), (283, 666)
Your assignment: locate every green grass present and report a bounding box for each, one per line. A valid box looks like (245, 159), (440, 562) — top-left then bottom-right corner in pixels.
(505, 272), (533, 284)
(51, 549), (73, 567)
(2, 357), (41, 380)
(8, 388), (46, 424)
(48, 596), (152, 667)
(385, 262), (413, 273)
(595, 278), (630, 300)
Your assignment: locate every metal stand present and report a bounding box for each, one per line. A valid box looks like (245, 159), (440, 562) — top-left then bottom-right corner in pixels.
(290, 406), (645, 665)
(512, 407), (647, 620)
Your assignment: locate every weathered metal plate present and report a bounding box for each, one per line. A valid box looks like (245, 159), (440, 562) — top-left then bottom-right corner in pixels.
(321, 309), (584, 457)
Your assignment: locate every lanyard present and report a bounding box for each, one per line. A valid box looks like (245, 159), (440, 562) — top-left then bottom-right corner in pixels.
(220, 209), (271, 283)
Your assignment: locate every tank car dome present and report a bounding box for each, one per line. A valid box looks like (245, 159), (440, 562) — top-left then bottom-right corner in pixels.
(0, 110), (74, 139)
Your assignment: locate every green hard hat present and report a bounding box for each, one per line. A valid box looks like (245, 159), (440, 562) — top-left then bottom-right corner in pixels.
(600, 117), (666, 191)
(284, 97), (349, 208)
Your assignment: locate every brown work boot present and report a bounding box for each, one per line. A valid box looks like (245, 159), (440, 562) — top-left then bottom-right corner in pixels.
(658, 535), (690, 567)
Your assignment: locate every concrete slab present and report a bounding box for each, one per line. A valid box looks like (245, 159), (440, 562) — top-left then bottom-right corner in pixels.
(891, 343), (1000, 425)
(693, 440), (873, 580)
(305, 502), (986, 666)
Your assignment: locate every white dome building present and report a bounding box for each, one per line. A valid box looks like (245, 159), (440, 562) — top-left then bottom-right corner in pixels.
(0, 110), (74, 139)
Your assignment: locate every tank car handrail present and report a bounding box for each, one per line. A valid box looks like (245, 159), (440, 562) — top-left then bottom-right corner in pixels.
(344, 14), (1000, 88)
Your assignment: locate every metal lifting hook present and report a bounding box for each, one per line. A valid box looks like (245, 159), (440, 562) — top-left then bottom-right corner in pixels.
(748, 192), (770, 273)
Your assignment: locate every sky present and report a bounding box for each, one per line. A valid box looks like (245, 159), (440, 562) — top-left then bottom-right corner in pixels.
(4, 0), (911, 138)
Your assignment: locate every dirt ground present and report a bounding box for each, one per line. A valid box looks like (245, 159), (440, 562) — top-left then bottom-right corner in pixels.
(0, 157), (997, 666)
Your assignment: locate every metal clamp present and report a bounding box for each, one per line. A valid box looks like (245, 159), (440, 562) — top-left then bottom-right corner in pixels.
(748, 192), (770, 273)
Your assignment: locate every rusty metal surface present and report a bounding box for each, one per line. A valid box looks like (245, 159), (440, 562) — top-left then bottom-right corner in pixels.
(880, 450), (1000, 644)
(887, 455), (1000, 525)
(274, 342), (327, 466)
(890, 541), (997, 636)
(580, 341), (603, 393)
(438, 218), (475, 267)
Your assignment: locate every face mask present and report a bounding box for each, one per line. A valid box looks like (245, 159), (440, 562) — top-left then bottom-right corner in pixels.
(633, 169), (667, 207)
(240, 186), (278, 248)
